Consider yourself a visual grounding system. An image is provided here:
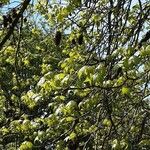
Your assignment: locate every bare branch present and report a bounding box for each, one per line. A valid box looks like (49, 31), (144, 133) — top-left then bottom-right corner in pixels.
(0, 0), (31, 51)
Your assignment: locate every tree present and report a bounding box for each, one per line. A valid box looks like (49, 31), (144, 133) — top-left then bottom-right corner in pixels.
(0, 0), (150, 149)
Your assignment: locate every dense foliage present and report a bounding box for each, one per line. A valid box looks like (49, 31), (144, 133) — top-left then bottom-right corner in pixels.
(0, 0), (150, 149)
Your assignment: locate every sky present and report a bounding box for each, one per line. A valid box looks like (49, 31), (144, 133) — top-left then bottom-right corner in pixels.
(1, 0), (147, 13)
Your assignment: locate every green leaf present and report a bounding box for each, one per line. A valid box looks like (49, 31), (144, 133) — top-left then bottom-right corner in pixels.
(57, 13), (64, 22)
(55, 73), (66, 80)
(84, 76), (92, 85)
(20, 141), (33, 150)
(115, 77), (124, 86)
(78, 66), (88, 79)
(66, 116), (74, 122)
(69, 132), (76, 140)
(140, 45), (150, 56)
(103, 118), (111, 127)
(66, 101), (77, 109)
(89, 125), (98, 133)
(112, 139), (120, 150)
(121, 87), (130, 95)
(61, 74), (70, 86)
(38, 131), (46, 140)
(78, 66), (94, 79)
(139, 139), (150, 146)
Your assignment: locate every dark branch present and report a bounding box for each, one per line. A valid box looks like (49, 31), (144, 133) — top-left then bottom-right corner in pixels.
(0, 0), (31, 51)
(138, 30), (150, 48)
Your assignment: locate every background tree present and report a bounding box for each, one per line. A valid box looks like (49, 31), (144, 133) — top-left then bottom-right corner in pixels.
(0, 0), (150, 149)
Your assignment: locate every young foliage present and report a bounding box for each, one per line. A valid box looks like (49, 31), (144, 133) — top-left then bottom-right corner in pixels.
(0, 0), (150, 149)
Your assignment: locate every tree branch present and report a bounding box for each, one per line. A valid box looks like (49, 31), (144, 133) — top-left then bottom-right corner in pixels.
(138, 30), (150, 48)
(0, 0), (31, 51)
